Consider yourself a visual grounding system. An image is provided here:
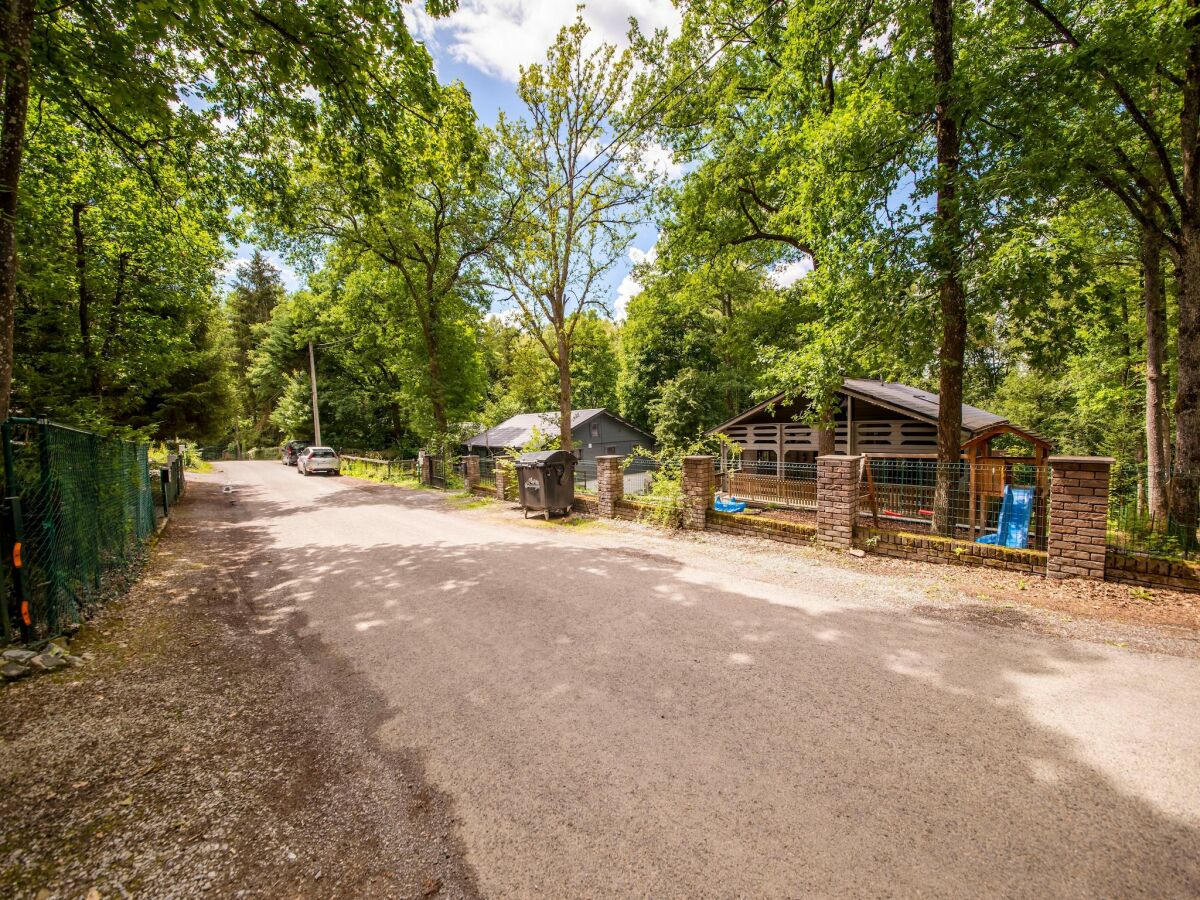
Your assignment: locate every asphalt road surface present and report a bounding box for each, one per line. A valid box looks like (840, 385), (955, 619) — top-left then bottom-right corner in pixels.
(203, 461), (1200, 897)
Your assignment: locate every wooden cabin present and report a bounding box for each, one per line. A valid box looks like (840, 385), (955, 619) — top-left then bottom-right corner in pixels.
(707, 379), (1052, 543)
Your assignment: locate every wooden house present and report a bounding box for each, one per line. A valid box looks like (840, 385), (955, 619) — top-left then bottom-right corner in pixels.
(707, 379), (1052, 543)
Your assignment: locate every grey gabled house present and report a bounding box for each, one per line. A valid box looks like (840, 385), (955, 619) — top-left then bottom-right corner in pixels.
(463, 408), (655, 463)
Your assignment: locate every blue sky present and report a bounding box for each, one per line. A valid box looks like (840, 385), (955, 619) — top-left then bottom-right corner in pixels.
(234, 0), (683, 318)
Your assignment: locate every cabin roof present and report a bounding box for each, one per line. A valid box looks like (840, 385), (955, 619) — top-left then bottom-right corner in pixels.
(707, 378), (1048, 448)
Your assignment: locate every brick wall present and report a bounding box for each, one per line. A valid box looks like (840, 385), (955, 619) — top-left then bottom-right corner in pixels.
(706, 510), (816, 546)
(1047, 456), (1112, 580)
(596, 455), (623, 518)
(681, 456), (713, 530)
(817, 455), (860, 548)
(612, 498), (667, 521)
(858, 528), (1046, 573)
(1105, 551), (1200, 591)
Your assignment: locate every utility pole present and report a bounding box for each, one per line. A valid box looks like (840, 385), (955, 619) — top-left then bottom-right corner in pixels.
(307, 340), (322, 445)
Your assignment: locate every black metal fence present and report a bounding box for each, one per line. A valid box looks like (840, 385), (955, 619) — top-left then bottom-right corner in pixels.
(478, 456), (497, 490)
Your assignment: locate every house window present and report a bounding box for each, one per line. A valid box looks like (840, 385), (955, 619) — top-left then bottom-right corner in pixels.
(591, 421), (601, 438)
(606, 446), (616, 455)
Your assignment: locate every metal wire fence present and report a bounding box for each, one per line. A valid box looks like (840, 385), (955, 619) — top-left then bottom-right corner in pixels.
(623, 456), (681, 507)
(1107, 464), (1200, 559)
(858, 458), (1050, 551)
(2, 418), (158, 640)
(574, 459), (597, 494)
(340, 455), (418, 483)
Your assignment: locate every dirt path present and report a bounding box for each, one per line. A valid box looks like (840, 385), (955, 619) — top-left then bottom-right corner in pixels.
(0, 479), (478, 899)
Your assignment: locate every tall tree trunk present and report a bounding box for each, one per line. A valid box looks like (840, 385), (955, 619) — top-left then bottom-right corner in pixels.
(1172, 224), (1200, 539)
(0, 0), (35, 422)
(930, 0), (966, 537)
(817, 425), (836, 455)
(71, 201), (100, 396)
(556, 324), (573, 453)
(1171, 8), (1200, 543)
(1143, 216), (1170, 526)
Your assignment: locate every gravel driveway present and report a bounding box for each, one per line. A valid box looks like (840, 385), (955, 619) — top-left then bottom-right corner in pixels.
(5, 461), (1200, 897)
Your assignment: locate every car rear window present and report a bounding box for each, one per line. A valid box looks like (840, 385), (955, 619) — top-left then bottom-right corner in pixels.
(310, 449), (336, 458)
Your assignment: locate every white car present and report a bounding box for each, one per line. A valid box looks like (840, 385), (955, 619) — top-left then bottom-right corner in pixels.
(297, 446), (341, 476)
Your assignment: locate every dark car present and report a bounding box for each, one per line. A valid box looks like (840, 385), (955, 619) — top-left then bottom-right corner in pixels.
(281, 440), (311, 466)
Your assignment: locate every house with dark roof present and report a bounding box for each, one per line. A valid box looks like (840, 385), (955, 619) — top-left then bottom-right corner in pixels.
(463, 408), (655, 463)
(707, 379), (1053, 546)
(707, 378), (1050, 470)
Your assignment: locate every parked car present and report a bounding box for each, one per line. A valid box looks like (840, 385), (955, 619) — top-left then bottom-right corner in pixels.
(297, 446), (340, 476)
(281, 440), (310, 466)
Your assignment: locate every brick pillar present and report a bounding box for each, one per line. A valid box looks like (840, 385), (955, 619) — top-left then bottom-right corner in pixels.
(817, 455), (861, 549)
(681, 455), (713, 530)
(418, 451), (432, 486)
(596, 455), (623, 518)
(1047, 456), (1112, 580)
(463, 454), (480, 490)
(494, 458), (511, 501)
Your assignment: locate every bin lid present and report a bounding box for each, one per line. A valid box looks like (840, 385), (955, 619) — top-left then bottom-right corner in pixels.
(515, 450), (576, 467)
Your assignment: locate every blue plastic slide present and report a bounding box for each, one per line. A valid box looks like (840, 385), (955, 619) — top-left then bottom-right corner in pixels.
(976, 485), (1034, 550)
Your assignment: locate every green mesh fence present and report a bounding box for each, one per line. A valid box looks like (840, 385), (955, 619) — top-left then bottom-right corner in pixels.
(2, 419), (159, 640)
(340, 455), (418, 483)
(858, 459), (1050, 551)
(1107, 464), (1200, 560)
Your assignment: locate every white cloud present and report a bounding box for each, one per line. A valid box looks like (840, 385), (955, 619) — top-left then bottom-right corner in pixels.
(614, 241), (658, 319)
(410, 0), (681, 83)
(638, 141), (684, 181)
(769, 258), (814, 288)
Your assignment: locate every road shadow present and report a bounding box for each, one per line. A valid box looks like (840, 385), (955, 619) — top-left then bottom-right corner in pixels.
(188, 479), (1200, 896)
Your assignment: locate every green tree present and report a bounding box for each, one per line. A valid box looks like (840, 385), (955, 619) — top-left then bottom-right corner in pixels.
(491, 16), (650, 451)
(227, 251), (286, 442)
(0, 0), (453, 422)
(277, 81), (503, 440)
(13, 100), (234, 439)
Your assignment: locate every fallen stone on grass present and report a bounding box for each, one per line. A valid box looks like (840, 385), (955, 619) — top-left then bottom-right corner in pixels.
(2, 661), (30, 680)
(28, 653), (67, 672)
(2, 648), (36, 663)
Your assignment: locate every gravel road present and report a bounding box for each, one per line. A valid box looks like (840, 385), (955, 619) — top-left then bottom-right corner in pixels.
(175, 460), (1199, 898)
